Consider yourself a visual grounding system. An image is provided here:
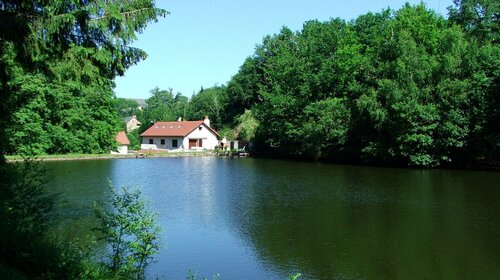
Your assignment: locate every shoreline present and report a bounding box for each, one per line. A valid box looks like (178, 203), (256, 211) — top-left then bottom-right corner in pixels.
(6, 151), (218, 163)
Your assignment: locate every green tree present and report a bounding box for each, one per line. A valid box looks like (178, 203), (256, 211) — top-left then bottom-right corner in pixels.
(143, 87), (188, 122)
(301, 98), (351, 159)
(115, 98), (142, 119)
(226, 56), (265, 120)
(94, 182), (161, 279)
(448, 0), (499, 43)
(234, 109), (259, 141)
(0, 0), (167, 158)
(188, 85), (228, 129)
(232, 3), (499, 167)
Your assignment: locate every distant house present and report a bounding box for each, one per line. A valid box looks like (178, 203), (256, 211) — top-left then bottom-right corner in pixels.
(140, 117), (220, 151)
(124, 115), (141, 132)
(112, 131), (130, 154)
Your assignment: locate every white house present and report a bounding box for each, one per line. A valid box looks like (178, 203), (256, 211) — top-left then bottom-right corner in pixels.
(111, 131), (130, 154)
(140, 117), (220, 151)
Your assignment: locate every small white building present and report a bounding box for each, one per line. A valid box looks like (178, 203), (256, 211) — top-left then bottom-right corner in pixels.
(112, 131), (130, 154)
(124, 115), (141, 133)
(140, 117), (220, 151)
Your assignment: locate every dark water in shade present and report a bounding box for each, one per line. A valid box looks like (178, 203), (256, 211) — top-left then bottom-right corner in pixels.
(45, 157), (500, 279)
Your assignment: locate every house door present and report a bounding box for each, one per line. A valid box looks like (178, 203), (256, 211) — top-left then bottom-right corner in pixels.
(188, 139), (203, 149)
(189, 139), (197, 149)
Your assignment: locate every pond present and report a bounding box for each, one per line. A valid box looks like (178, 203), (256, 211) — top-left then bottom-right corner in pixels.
(45, 157), (500, 279)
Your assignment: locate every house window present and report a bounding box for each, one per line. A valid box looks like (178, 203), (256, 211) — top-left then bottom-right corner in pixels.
(172, 139), (178, 148)
(160, 139), (165, 145)
(199, 126), (202, 130)
(149, 139), (154, 144)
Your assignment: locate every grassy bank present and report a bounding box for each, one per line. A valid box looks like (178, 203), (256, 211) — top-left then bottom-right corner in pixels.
(5, 151), (218, 162)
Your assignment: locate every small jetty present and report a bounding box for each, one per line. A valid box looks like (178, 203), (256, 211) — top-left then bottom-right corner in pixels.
(136, 152), (146, 158)
(216, 150), (251, 158)
(216, 139), (252, 158)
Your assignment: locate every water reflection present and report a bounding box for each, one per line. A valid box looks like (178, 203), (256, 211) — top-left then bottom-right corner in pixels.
(45, 159), (113, 241)
(230, 161), (500, 279)
(44, 158), (500, 279)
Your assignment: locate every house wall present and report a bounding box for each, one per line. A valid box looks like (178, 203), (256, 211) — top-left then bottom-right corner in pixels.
(184, 125), (219, 150)
(126, 118), (141, 132)
(140, 136), (184, 151)
(111, 145), (128, 154)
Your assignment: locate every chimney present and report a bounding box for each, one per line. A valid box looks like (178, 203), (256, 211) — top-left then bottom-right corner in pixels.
(177, 117), (182, 122)
(132, 115), (137, 119)
(203, 116), (210, 127)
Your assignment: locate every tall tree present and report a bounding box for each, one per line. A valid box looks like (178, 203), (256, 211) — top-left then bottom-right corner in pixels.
(188, 85), (228, 129)
(0, 0), (167, 157)
(448, 0), (499, 43)
(143, 87), (188, 122)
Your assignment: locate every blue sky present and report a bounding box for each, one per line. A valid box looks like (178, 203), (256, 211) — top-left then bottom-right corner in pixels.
(114, 0), (454, 99)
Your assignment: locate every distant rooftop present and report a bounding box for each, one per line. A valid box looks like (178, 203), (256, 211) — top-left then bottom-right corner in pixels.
(129, 98), (147, 107)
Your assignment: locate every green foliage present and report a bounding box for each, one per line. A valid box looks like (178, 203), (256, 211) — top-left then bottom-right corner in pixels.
(218, 127), (236, 140)
(188, 85), (229, 129)
(226, 57), (265, 120)
(235, 109), (259, 141)
(302, 98), (350, 159)
(0, 0), (167, 157)
(115, 98), (142, 119)
(140, 84), (229, 131)
(448, 0), (499, 43)
(127, 129), (142, 151)
(227, 2), (499, 167)
(289, 272), (302, 280)
(0, 160), (90, 279)
(143, 87), (189, 123)
(94, 182), (161, 280)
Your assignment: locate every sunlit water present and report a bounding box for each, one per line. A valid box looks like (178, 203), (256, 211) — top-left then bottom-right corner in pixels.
(45, 157), (500, 279)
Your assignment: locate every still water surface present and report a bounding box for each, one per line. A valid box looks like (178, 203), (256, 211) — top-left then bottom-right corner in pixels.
(46, 157), (500, 279)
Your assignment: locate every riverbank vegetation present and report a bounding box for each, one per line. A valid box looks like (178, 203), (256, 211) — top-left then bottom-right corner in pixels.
(0, 0), (167, 277)
(5, 2), (496, 168)
(0, 160), (161, 279)
(240, 1), (498, 168)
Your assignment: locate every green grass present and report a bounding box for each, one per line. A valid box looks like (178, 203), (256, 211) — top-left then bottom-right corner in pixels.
(5, 151), (218, 162)
(5, 153), (135, 161)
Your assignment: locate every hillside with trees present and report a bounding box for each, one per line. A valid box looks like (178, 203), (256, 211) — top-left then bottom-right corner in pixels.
(149, 1), (497, 168)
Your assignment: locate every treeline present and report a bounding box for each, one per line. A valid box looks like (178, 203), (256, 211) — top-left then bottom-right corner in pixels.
(147, 1), (496, 168)
(115, 86), (228, 130)
(243, 1), (499, 167)
(114, 85), (241, 149)
(114, 83), (260, 148)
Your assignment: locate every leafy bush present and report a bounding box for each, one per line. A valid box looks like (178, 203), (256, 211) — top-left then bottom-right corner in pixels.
(94, 182), (161, 280)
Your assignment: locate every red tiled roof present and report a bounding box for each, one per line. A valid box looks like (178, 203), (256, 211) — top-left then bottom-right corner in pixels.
(140, 120), (220, 138)
(115, 131), (130, 145)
